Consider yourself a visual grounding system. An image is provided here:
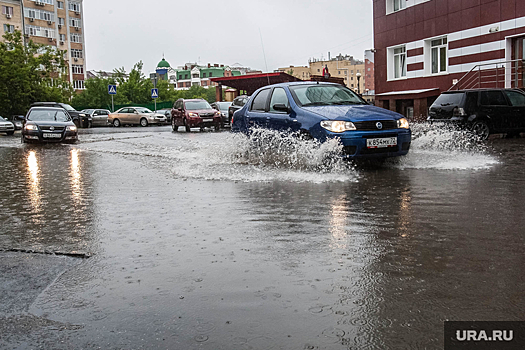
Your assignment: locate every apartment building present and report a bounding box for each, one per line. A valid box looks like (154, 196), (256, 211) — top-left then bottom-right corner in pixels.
(373, 0), (525, 119)
(0, 0), (86, 91)
(277, 53), (375, 95)
(173, 63), (242, 90)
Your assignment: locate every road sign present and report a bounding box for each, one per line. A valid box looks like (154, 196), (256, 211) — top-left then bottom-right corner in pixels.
(151, 88), (159, 99)
(108, 85), (117, 95)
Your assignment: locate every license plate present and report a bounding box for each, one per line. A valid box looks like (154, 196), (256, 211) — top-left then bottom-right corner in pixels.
(202, 118), (213, 122)
(43, 133), (62, 138)
(366, 137), (397, 148)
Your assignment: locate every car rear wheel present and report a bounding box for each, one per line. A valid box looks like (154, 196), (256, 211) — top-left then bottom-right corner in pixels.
(172, 118), (178, 132)
(113, 119), (121, 127)
(185, 120), (190, 132)
(471, 120), (490, 140)
(140, 118), (148, 127)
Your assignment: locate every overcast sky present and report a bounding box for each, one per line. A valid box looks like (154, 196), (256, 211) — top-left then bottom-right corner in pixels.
(84, 0), (374, 75)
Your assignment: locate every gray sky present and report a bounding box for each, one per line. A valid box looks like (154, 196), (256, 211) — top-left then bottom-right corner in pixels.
(84, 0), (374, 75)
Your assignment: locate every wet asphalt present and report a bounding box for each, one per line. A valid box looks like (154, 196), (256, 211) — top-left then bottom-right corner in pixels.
(0, 125), (524, 349)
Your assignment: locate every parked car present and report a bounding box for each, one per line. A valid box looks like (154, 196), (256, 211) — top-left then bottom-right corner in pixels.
(21, 107), (78, 143)
(428, 88), (525, 140)
(80, 109), (112, 127)
(9, 116), (24, 130)
(156, 108), (172, 124)
(108, 107), (166, 127)
(211, 101), (232, 127)
(0, 116), (15, 135)
(231, 82), (411, 159)
(30, 102), (90, 128)
(171, 99), (222, 132)
(228, 95), (249, 123)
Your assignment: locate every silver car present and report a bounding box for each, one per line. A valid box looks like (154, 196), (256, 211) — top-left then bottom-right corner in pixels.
(81, 109), (112, 127)
(108, 107), (167, 127)
(0, 116), (15, 135)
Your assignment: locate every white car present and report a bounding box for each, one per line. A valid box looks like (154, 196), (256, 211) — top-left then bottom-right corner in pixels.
(0, 116), (15, 135)
(108, 107), (167, 127)
(81, 109), (112, 127)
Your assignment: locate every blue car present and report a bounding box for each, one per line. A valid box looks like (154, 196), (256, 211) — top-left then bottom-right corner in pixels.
(231, 82), (411, 159)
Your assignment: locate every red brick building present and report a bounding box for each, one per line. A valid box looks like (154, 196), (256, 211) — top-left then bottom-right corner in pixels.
(373, 0), (525, 119)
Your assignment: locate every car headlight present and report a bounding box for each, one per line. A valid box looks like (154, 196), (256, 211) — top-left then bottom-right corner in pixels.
(67, 125), (77, 131)
(188, 112), (198, 117)
(215, 111), (220, 116)
(25, 124), (38, 130)
(397, 118), (409, 129)
(320, 120), (356, 133)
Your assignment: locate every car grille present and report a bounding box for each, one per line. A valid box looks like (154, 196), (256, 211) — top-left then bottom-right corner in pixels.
(200, 113), (215, 117)
(0, 125), (14, 130)
(354, 120), (397, 131)
(40, 126), (65, 131)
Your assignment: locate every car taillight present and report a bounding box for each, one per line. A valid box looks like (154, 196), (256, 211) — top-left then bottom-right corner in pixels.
(452, 107), (466, 117)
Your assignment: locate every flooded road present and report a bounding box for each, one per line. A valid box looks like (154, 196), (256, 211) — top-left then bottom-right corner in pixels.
(0, 125), (524, 349)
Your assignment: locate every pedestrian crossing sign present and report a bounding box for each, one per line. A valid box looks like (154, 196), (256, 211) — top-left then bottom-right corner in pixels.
(151, 88), (159, 99)
(108, 85), (117, 95)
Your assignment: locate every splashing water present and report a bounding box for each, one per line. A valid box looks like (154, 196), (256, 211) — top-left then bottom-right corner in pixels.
(390, 122), (499, 170)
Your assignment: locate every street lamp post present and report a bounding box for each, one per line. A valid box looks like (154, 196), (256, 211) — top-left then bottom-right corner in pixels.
(356, 72), (362, 95)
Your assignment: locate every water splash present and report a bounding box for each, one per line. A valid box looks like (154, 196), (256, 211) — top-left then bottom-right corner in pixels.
(390, 123), (499, 170)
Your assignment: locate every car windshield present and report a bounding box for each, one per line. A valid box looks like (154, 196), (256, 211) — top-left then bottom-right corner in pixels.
(289, 85), (366, 106)
(215, 102), (231, 111)
(0, 116), (5, 121)
(82, 109), (94, 114)
(185, 101), (212, 110)
(61, 104), (76, 111)
(432, 93), (465, 107)
(136, 108), (153, 114)
(28, 109), (70, 122)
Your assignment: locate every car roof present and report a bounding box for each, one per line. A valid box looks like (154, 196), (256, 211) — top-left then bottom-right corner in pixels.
(29, 106), (66, 111)
(443, 88), (524, 94)
(180, 98), (206, 102)
(257, 81), (341, 89)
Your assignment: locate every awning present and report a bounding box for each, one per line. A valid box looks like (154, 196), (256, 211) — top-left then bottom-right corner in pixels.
(375, 88), (440, 100)
(210, 72), (302, 95)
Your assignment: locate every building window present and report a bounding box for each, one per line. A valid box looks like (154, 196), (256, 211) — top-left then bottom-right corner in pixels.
(30, 0), (54, 4)
(184, 74), (188, 79)
(70, 33), (82, 43)
(3, 24), (14, 33)
(2, 6), (13, 16)
(73, 80), (85, 89)
(430, 37), (447, 74)
(59, 33), (65, 41)
(394, 0), (406, 11)
(69, 18), (81, 28)
(69, 2), (81, 12)
(58, 17), (64, 25)
(57, 1), (63, 9)
(192, 73), (199, 78)
(393, 46), (406, 79)
(209, 72), (213, 77)
(72, 65), (84, 74)
(25, 25), (55, 38)
(71, 49), (83, 58)
(202, 73), (206, 78)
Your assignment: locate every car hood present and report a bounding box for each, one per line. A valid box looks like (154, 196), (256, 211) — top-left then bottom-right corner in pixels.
(301, 104), (402, 121)
(27, 120), (75, 126)
(0, 121), (14, 126)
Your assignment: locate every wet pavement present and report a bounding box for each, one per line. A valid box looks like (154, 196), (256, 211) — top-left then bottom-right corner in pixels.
(0, 125), (524, 349)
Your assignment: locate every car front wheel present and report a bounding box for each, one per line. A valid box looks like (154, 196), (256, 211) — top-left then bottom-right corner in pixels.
(185, 120), (190, 132)
(172, 118), (178, 132)
(471, 120), (490, 140)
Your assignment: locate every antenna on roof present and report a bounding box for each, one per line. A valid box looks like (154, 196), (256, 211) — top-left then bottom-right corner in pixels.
(259, 28), (271, 85)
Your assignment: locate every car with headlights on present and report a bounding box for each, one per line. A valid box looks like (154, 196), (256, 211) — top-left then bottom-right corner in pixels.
(171, 98), (221, 132)
(0, 116), (15, 135)
(108, 107), (166, 127)
(211, 101), (232, 127)
(80, 109), (111, 127)
(231, 82), (411, 159)
(21, 107), (78, 143)
(30, 102), (91, 128)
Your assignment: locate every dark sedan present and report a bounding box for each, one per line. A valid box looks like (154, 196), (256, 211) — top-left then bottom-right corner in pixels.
(231, 82), (411, 159)
(22, 107), (78, 143)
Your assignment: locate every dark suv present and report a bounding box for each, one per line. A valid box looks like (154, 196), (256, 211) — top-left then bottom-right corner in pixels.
(228, 95), (249, 123)
(30, 102), (91, 128)
(428, 88), (525, 139)
(171, 99), (221, 132)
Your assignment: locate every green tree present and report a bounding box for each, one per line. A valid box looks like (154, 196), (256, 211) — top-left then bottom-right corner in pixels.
(71, 74), (126, 110)
(0, 30), (72, 116)
(118, 61), (153, 104)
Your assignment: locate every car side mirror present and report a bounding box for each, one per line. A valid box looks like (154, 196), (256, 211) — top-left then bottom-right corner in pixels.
(273, 104), (289, 113)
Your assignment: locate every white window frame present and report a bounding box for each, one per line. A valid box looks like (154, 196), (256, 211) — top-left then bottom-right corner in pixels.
(68, 2), (80, 12)
(72, 65), (83, 74)
(2, 6), (13, 16)
(387, 45), (407, 80)
(71, 49), (83, 58)
(70, 33), (82, 43)
(73, 80), (85, 89)
(3, 24), (15, 33)
(57, 1), (63, 9)
(69, 18), (81, 28)
(59, 33), (65, 41)
(424, 36), (448, 75)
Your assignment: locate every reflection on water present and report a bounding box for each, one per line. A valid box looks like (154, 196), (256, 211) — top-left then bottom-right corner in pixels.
(397, 188), (412, 238)
(70, 149), (81, 201)
(329, 194), (349, 250)
(26, 151), (42, 222)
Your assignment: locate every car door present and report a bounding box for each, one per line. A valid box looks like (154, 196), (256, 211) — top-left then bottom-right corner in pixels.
(92, 110), (105, 126)
(478, 90), (512, 132)
(503, 90), (525, 130)
(245, 88), (271, 129)
(266, 87), (299, 132)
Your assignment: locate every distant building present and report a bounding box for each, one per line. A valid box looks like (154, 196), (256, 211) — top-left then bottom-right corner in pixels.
(0, 0), (87, 91)
(277, 53), (372, 94)
(171, 63), (246, 90)
(373, 0), (525, 120)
